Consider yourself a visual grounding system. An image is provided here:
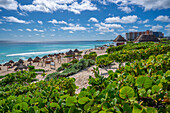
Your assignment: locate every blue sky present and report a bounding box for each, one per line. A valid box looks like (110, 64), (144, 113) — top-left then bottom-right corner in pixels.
(0, 0), (170, 41)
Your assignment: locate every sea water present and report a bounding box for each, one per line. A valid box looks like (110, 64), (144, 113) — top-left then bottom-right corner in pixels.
(0, 41), (113, 64)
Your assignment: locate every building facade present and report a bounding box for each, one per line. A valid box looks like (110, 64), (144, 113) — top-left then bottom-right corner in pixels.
(126, 30), (164, 41)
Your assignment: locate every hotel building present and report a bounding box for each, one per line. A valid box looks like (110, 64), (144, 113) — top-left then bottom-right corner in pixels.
(126, 30), (164, 41)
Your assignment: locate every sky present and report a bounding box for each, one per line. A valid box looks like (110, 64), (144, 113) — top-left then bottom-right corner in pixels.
(0, 0), (170, 42)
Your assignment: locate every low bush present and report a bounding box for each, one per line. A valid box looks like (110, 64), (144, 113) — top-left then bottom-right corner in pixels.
(83, 52), (97, 60)
(34, 69), (45, 72)
(62, 63), (71, 68)
(70, 59), (79, 64)
(57, 66), (64, 72)
(46, 59), (95, 81)
(28, 65), (35, 71)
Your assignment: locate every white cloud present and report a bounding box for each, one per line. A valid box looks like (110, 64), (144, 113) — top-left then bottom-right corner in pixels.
(48, 19), (67, 25)
(130, 0), (170, 11)
(19, 0), (97, 14)
(18, 29), (23, 31)
(0, 0), (18, 10)
(107, 0), (170, 11)
(68, 0), (97, 14)
(39, 30), (44, 32)
(3, 16), (31, 24)
(133, 26), (138, 29)
(165, 24), (170, 35)
(19, 4), (51, 13)
(0, 9), (2, 11)
(128, 29), (137, 32)
(118, 6), (132, 13)
(143, 19), (149, 23)
(26, 28), (32, 32)
(94, 22), (123, 34)
(100, 23), (123, 29)
(1, 28), (12, 31)
(154, 15), (170, 22)
(138, 19), (149, 24)
(165, 24), (170, 28)
(18, 12), (28, 16)
(105, 15), (138, 23)
(145, 25), (151, 27)
(37, 20), (43, 24)
(0, 21), (2, 24)
(33, 29), (38, 31)
(69, 31), (74, 33)
(88, 17), (98, 22)
(33, 28), (44, 32)
(151, 25), (163, 31)
(61, 24), (86, 31)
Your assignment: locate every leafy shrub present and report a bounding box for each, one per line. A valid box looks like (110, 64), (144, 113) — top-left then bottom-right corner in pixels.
(70, 59), (79, 64)
(0, 51), (169, 113)
(97, 43), (170, 67)
(57, 66), (64, 72)
(28, 65), (35, 71)
(83, 54), (89, 59)
(83, 52), (97, 60)
(46, 59), (95, 80)
(45, 72), (60, 81)
(0, 71), (38, 87)
(34, 69), (45, 72)
(62, 63), (71, 68)
(64, 55), (73, 58)
(160, 38), (168, 42)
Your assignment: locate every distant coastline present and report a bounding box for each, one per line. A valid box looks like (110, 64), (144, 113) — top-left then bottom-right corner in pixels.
(0, 40), (113, 44)
(0, 41), (112, 64)
(96, 40), (113, 42)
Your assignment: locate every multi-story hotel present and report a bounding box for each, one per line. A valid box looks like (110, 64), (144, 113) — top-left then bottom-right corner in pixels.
(126, 30), (164, 41)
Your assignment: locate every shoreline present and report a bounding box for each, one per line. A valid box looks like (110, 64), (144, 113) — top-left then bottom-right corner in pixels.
(0, 46), (108, 76)
(0, 41), (112, 64)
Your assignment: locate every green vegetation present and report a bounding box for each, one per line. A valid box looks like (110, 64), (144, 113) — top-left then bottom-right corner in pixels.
(98, 42), (170, 67)
(46, 59), (95, 81)
(83, 52), (97, 60)
(28, 65), (35, 71)
(57, 59), (80, 72)
(0, 42), (169, 112)
(28, 66), (45, 72)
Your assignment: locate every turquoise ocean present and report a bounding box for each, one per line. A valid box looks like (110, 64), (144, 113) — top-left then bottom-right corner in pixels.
(0, 41), (113, 64)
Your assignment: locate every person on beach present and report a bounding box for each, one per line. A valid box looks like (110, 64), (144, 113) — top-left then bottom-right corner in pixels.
(57, 54), (61, 64)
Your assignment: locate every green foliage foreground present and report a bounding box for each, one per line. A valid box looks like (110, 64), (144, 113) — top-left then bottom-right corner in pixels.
(0, 51), (169, 112)
(45, 59), (95, 81)
(97, 43), (170, 67)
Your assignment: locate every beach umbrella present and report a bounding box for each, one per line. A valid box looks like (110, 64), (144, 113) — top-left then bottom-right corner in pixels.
(13, 62), (20, 66)
(48, 54), (52, 57)
(35, 56), (41, 60)
(3, 63), (11, 66)
(27, 57), (33, 62)
(18, 59), (24, 64)
(74, 49), (80, 53)
(66, 50), (74, 56)
(33, 58), (40, 63)
(9, 60), (14, 64)
(0, 64), (2, 66)
(14, 64), (27, 71)
(61, 53), (64, 55)
(42, 55), (48, 59)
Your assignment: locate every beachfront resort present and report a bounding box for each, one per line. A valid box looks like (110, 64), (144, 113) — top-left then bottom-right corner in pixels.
(0, 32), (169, 112)
(0, 0), (170, 112)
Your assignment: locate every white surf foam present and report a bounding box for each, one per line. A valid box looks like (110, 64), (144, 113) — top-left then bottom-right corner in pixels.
(6, 49), (70, 57)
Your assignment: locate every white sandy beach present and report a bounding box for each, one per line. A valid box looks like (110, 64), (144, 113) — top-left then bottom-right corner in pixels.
(0, 46), (119, 94)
